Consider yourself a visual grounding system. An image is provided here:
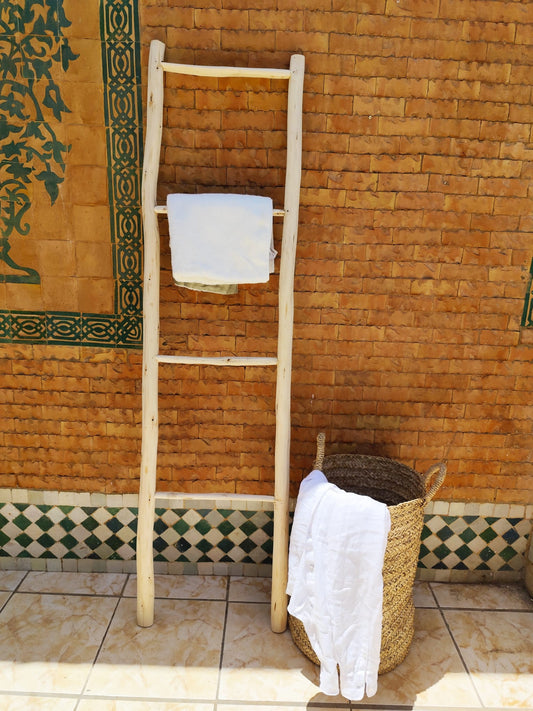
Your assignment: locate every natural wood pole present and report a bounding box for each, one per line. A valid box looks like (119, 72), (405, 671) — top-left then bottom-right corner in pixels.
(160, 62), (291, 80)
(271, 53), (305, 634)
(137, 39), (165, 628)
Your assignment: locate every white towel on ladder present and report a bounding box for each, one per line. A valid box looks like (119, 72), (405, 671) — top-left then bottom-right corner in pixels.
(287, 469), (391, 701)
(167, 193), (276, 285)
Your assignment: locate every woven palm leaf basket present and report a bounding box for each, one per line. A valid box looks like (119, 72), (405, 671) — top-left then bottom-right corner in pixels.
(288, 433), (446, 675)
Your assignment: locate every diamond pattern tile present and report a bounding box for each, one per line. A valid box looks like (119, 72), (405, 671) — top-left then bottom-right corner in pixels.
(418, 515), (531, 572)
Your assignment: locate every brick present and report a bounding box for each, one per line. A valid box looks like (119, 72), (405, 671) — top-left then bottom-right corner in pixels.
(487, 42), (533, 65)
(354, 96), (405, 117)
(430, 117), (480, 139)
(399, 136), (452, 156)
(407, 57), (459, 79)
(471, 213), (520, 232)
(327, 115), (377, 136)
(324, 74), (375, 97)
(428, 79), (480, 101)
(167, 28), (221, 50)
(458, 61), (511, 83)
(410, 18), (461, 40)
(470, 158), (522, 179)
(304, 10), (357, 33)
(428, 174), (479, 194)
(479, 121), (530, 142)
(457, 100), (509, 122)
(509, 64), (533, 85)
(494, 197), (533, 216)
(479, 82), (530, 105)
(345, 190), (396, 210)
(462, 248), (511, 267)
(276, 31), (329, 53)
(509, 104), (533, 124)
(434, 39), (488, 62)
(463, 20), (517, 43)
(478, 178), (529, 197)
(395, 192), (445, 211)
(370, 154), (422, 173)
(378, 116), (430, 136)
(500, 142), (533, 161)
(355, 56), (409, 77)
(444, 194), (494, 214)
(375, 77), (428, 98)
(385, 0), (439, 18)
(194, 8), (248, 30)
(358, 13), (411, 36)
(377, 173), (429, 192)
(422, 154), (473, 176)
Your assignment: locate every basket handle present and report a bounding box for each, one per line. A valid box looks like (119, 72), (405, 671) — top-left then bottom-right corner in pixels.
(314, 432), (326, 470)
(423, 462), (446, 503)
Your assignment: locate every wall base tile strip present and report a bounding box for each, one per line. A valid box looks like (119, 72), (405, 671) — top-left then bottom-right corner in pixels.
(0, 489), (530, 581)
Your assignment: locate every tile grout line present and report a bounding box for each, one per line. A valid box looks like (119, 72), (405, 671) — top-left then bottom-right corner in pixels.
(214, 575), (232, 710)
(436, 606), (487, 709)
(119, 571), (132, 598)
(0, 570), (29, 615)
(74, 590), (122, 710)
(427, 580), (440, 608)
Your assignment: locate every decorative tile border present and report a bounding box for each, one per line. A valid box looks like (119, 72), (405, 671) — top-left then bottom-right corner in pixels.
(0, 0), (143, 348)
(0, 489), (531, 580)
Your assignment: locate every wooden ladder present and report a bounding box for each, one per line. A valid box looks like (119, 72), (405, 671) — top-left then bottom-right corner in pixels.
(137, 39), (305, 633)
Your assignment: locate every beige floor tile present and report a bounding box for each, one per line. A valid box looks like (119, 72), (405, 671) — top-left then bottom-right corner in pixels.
(219, 602), (349, 705)
(431, 583), (533, 611)
(0, 571), (27, 591)
(0, 593), (117, 694)
(0, 696), (77, 710)
(228, 576), (271, 603)
(413, 581), (437, 607)
(86, 598), (225, 700)
(444, 609), (533, 708)
(78, 701), (214, 710)
(358, 609), (482, 708)
(220, 707), (344, 711)
(0, 591), (11, 609)
(19, 572), (127, 596)
(123, 574), (227, 600)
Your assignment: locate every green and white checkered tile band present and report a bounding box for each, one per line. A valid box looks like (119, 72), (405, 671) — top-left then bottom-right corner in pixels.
(418, 514), (531, 573)
(0, 503), (273, 566)
(0, 493), (531, 578)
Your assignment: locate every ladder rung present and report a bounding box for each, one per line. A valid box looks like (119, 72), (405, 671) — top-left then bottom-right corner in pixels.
(156, 355), (277, 366)
(155, 205), (285, 217)
(160, 61), (292, 80)
(155, 491), (275, 504)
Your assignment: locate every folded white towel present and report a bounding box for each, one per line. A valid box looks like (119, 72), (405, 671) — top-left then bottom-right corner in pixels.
(287, 470), (391, 701)
(167, 193), (275, 285)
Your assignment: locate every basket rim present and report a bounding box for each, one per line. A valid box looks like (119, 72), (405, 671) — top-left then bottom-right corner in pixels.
(321, 451), (421, 471)
(319, 452), (427, 509)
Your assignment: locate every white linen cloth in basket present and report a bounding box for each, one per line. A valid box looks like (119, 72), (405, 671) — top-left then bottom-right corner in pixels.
(287, 469), (391, 701)
(167, 193), (276, 285)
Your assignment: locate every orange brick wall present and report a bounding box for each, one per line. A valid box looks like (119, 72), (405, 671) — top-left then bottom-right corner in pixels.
(2, 0), (533, 504)
(1, 346), (142, 494)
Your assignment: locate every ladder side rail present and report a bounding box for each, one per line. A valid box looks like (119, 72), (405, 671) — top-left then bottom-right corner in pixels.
(271, 54), (305, 634)
(137, 39), (166, 628)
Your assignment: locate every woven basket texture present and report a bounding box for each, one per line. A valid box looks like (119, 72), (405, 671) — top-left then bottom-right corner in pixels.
(289, 451), (434, 676)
